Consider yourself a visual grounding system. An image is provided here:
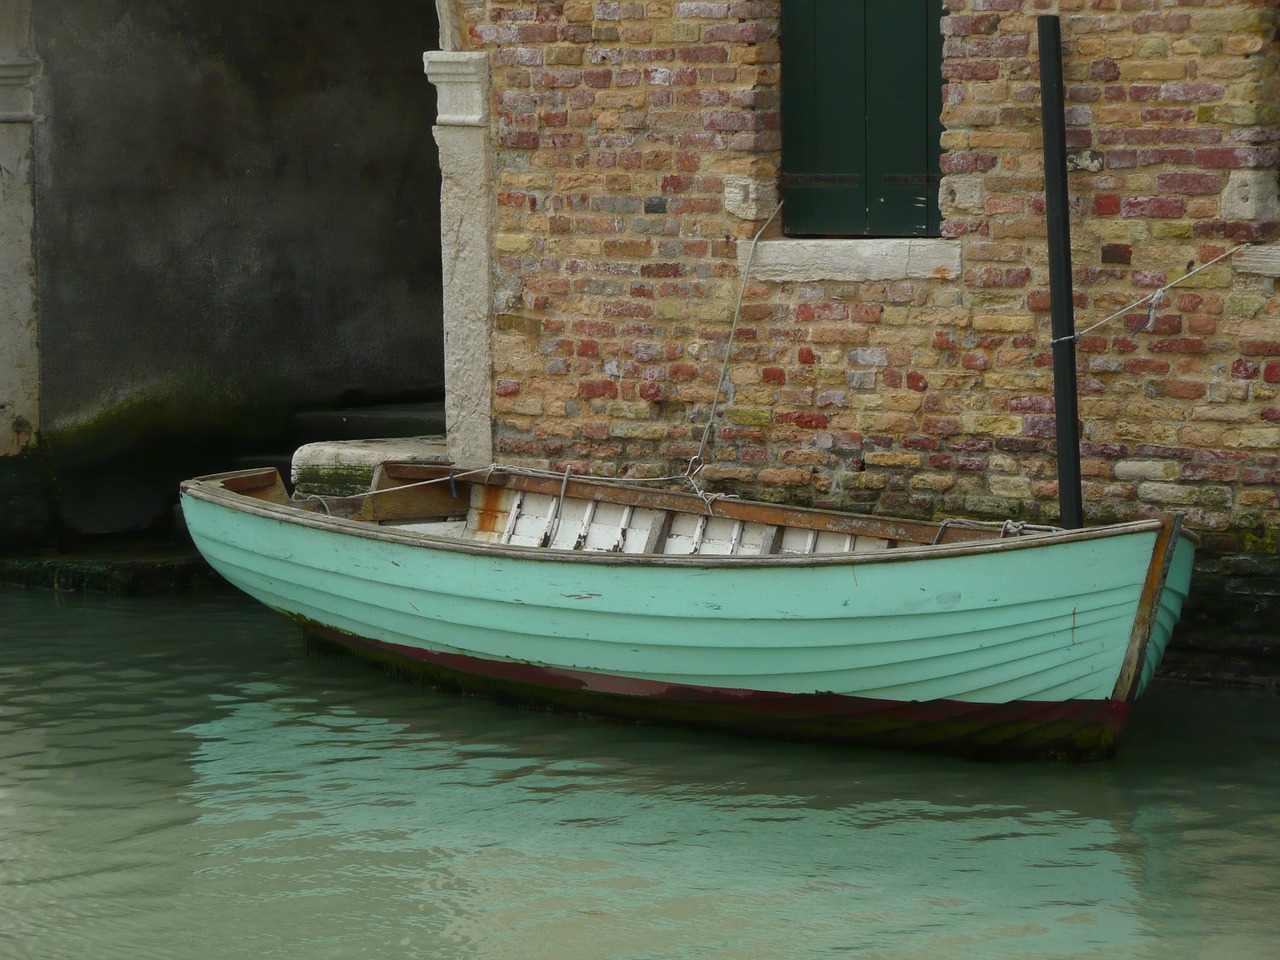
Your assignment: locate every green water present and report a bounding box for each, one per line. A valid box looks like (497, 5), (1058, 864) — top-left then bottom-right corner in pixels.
(1, 591), (1278, 959)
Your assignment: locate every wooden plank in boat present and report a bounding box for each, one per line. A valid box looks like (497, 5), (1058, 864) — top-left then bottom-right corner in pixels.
(641, 510), (673, 554)
(355, 464), (470, 522)
(216, 468), (292, 505)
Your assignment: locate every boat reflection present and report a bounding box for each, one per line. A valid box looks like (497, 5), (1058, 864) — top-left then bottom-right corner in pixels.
(180, 680), (1154, 958)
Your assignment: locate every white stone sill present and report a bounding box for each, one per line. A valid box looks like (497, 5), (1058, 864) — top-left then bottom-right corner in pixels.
(741, 237), (961, 283)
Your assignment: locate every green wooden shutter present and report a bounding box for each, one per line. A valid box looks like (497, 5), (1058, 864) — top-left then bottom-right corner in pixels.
(781, 0), (944, 238)
(781, 0), (868, 236)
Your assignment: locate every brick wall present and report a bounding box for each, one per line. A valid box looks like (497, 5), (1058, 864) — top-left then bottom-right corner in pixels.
(456, 0), (1280, 555)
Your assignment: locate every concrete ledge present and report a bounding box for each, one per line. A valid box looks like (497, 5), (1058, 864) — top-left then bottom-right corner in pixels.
(0, 543), (226, 594)
(292, 436), (450, 497)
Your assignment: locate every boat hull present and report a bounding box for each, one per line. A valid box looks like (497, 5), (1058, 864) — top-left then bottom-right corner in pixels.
(180, 470), (1194, 760)
(304, 622), (1132, 759)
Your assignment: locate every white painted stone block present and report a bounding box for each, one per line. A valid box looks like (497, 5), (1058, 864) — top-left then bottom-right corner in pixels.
(1234, 243), (1280, 278)
(1221, 169), (1280, 222)
(723, 176), (780, 221)
(742, 238), (962, 283)
(424, 52), (490, 127)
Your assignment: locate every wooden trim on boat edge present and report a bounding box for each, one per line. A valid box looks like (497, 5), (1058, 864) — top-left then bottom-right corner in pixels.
(181, 469), (1177, 571)
(1111, 514), (1184, 702)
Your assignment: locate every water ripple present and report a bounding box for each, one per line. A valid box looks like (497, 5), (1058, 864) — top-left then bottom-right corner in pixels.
(2, 591), (1280, 959)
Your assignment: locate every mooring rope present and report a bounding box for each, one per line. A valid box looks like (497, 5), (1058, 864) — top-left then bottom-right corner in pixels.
(691, 200), (784, 471)
(1050, 243), (1248, 346)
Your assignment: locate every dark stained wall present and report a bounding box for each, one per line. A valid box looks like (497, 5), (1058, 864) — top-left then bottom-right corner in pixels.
(32, 1), (443, 534)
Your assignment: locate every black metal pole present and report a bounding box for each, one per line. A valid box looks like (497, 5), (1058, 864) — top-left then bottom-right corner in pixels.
(1038, 15), (1084, 530)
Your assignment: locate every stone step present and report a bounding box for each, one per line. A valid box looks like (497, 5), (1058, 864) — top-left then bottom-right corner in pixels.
(232, 401), (449, 495)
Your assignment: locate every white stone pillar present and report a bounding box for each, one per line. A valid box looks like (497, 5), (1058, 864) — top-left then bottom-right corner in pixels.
(425, 51), (494, 468)
(0, 0), (39, 456)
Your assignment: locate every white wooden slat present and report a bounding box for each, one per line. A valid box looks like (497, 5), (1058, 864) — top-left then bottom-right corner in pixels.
(581, 501), (629, 552)
(538, 492), (564, 547)
(601, 504), (637, 555)
(661, 512), (700, 555)
(509, 493), (556, 546)
(697, 517), (741, 556)
(814, 531), (854, 554)
(499, 490), (525, 544)
(777, 526), (812, 555)
(545, 498), (587, 550)
(618, 507), (660, 554)
(691, 514), (709, 553)
(572, 499), (598, 550)
(733, 521), (764, 555)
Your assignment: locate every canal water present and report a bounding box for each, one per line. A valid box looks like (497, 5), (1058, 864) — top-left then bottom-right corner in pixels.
(2, 591), (1278, 960)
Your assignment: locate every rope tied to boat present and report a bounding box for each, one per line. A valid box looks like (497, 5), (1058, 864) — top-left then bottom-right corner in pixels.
(931, 516), (1059, 544)
(692, 200), (784, 471)
(291, 464), (499, 511)
(1049, 243), (1248, 347)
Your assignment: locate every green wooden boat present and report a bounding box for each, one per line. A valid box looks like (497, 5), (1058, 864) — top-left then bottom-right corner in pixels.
(180, 462), (1195, 759)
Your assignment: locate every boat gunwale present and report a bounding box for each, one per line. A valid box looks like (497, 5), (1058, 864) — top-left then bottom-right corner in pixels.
(180, 468), (1185, 570)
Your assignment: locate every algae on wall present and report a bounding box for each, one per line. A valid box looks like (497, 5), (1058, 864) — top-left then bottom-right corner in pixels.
(29, 0), (446, 535)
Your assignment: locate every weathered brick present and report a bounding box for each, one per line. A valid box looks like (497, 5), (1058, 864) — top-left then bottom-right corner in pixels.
(472, 0), (1280, 552)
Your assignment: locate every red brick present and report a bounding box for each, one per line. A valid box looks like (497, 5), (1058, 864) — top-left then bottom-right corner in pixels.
(1156, 172), (1222, 195)
(1122, 196), (1185, 218)
(1148, 338), (1205, 354)
(1194, 146), (1280, 169)
(966, 267), (1032, 288)
(1153, 381), (1207, 399)
(1093, 194), (1122, 215)
(1242, 340), (1280, 356)
(580, 380), (619, 399)
(774, 411), (829, 429)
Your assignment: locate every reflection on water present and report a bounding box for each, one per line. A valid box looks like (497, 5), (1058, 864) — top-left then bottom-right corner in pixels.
(1, 591), (1278, 960)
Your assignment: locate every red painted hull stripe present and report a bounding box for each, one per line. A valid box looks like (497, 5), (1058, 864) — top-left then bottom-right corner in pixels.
(308, 624), (1130, 729)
